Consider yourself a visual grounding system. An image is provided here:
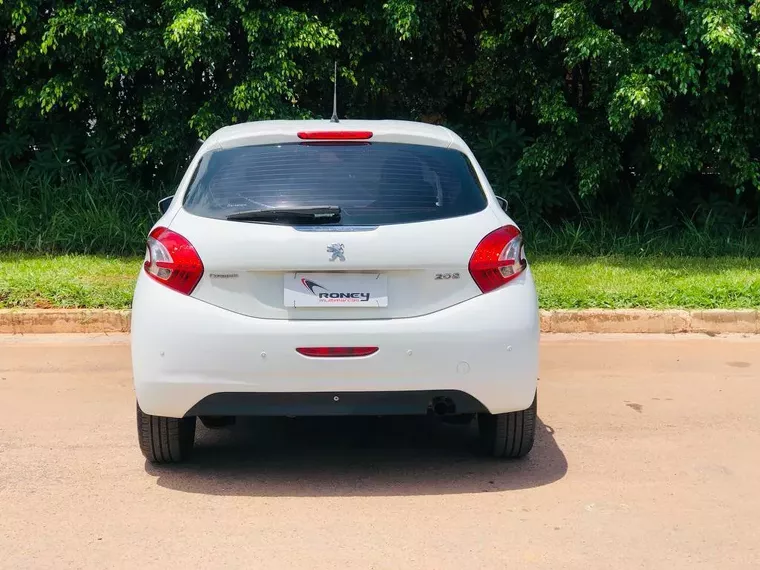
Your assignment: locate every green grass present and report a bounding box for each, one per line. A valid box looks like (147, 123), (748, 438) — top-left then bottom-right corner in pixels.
(2, 254), (759, 310)
(532, 256), (760, 309)
(0, 255), (140, 309)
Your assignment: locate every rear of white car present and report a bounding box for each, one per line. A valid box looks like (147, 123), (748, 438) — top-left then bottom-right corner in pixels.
(131, 120), (539, 463)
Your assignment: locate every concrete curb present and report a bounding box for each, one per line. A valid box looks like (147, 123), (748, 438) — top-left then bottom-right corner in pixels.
(0, 310), (131, 334)
(0, 308), (758, 335)
(541, 309), (759, 334)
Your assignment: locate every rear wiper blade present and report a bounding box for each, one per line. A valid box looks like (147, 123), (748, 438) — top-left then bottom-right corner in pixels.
(226, 205), (341, 223)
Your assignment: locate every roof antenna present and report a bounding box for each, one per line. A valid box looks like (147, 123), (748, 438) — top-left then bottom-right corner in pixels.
(330, 61), (339, 123)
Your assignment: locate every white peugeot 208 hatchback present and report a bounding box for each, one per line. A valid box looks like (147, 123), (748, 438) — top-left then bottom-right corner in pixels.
(131, 120), (539, 463)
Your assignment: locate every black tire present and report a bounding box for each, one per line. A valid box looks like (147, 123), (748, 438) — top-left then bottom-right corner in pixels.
(478, 392), (537, 458)
(136, 402), (196, 464)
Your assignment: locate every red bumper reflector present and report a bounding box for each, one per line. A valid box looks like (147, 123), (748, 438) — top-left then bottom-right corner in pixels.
(296, 347), (378, 358)
(297, 131), (373, 140)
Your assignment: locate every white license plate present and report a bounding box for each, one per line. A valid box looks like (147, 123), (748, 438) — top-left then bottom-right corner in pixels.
(284, 273), (388, 308)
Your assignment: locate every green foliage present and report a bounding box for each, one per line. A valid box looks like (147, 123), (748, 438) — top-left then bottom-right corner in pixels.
(3, 159), (758, 259)
(1, 0), (759, 243)
(382, 0), (420, 41)
(0, 166), (160, 254)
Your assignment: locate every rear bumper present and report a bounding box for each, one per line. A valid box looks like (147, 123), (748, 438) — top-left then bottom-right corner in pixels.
(131, 269), (539, 418)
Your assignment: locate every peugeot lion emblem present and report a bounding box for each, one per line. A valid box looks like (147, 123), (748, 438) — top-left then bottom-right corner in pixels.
(327, 243), (345, 262)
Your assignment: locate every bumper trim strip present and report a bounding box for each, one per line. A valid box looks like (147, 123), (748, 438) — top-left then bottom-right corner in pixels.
(184, 389), (489, 417)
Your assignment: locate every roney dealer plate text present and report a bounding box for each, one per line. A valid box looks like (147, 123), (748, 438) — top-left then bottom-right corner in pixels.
(284, 273), (389, 308)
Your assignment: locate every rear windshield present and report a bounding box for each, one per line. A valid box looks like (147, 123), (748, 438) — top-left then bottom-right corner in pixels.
(183, 142), (487, 225)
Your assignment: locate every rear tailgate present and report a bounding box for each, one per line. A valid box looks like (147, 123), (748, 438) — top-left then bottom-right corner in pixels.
(172, 138), (502, 320)
(171, 208), (501, 320)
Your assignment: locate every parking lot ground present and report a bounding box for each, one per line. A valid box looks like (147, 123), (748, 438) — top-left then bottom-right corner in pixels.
(1, 334), (759, 569)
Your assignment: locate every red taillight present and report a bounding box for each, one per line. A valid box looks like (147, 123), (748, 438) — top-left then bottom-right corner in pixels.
(144, 227), (204, 295)
(296, 131), (373, 140)
(468, 225), (527, 294)
(296, 347), (378, 358)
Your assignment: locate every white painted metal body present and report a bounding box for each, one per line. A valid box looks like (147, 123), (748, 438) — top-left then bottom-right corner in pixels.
(131, 120), (539, 417)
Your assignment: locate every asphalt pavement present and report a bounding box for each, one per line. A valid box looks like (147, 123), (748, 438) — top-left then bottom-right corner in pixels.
(0, 334), (758, 569)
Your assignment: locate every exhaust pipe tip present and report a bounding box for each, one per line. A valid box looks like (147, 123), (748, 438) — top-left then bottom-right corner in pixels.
(430, 396), (456, 416)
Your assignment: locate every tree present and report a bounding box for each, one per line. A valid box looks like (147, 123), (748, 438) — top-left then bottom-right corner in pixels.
(1, 0), (759, 227)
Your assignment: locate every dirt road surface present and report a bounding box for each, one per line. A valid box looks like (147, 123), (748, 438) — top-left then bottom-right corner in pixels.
(1, 334), (759, 569)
